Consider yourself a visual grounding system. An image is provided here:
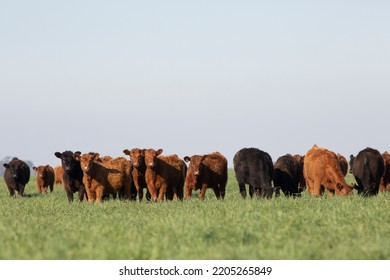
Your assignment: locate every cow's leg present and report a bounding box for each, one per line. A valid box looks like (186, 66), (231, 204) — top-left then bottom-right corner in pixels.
(147, 183), (158, 202)
(9, 187), (15, 197)
(311, 180), (322, 197)
(305, 179), (314, 196)
(176, 182), (184, 201)
(133, 179), (142, 201)
(50, 183), (53, 193)
(95, 185), (104, 204)
(145, 189), (152, 201)
(157, 185), (166, 201)
(239, 183), (247, 198)
(66, 188), (74, 202)
(198, 184), (208, 200)
(212, 185), (222, 199)
(185, 186), (193, 201)
(18, 184), (25, 197)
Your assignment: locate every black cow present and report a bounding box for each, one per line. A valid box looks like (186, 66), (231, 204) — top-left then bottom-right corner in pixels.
(273, 154), (304, 197)
(233, 147), (274, 198)
(350, 147), (384, 196)
(3, 157), (30, 197)
(54, 151), (86, 202)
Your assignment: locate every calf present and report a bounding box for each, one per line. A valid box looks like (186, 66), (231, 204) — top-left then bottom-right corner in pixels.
(143, 149), (186, 202)
(303, 145), (354, 197)
(54, 165), (64, 186)
(233, 148), (274, 199)
(379, 151), (390, 192)
(350, 147), (384, 196)
(33, 165), (55, 193)
(184, 152), (227, 200)
(75, 153), (134, 203)
(273, 154), (303, 197)
(123, 148), (150, 201)
(3, 157), (30, 197)
(54, 151), (86, 202)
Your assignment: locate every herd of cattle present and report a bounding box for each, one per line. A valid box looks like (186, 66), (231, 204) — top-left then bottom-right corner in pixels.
(2, 145), (390, 203)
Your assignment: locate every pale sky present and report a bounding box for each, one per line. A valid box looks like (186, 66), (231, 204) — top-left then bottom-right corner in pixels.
(1, 1), (389, 168)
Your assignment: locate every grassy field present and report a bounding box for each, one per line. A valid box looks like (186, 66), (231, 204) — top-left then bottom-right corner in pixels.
(0, 170), (389, 260)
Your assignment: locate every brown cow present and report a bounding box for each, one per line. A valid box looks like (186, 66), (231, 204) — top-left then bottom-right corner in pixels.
(143, 148), (186, 202)
(54, 165), (64, 186)
(75, 153), (134, 203)
(123, 148), (150, 201)
(379, 151), (390, 192)
(336, 153), (348, 177)
(33, 165), (55, 193)
(184, 152), (227, 200)
(303, 145), (354, 197)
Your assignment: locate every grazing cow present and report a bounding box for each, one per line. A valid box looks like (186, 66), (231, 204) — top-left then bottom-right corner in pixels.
(33, 165), (55, 193)
(54, 165), (64, 186)
(3, 157), (30, 197)
(75, 153), (134, 203)
(350, 147), (384, 196)
(54, 151), (86, 202)
(336, 153), (348, 177)
(379, 151), (390, 192)
(123, 148), (150, 201)
(143, 149), (186, 202)
(273, 154), (303, 197)
(183, 152), (228, 200)
(303, 145), (354, 197)
(233, 148), (274, 199)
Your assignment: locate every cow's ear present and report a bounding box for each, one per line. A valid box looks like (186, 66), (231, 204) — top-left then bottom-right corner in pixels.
(123, 149), (130, 155)
(93, 153), (100, 160)
(54, 152), (62, 159)
(156, 149), (163, 155)
(33, 166), (38, 171)
(74, 151), (82, 156)
(184, 156), (191, 162)
(3, 163), (9, 168)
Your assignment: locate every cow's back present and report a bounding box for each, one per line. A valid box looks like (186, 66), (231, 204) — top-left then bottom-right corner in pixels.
(233, 148), (273, 184)
(203, 152), (228, 176)
(274, 154), (302, 196)
(352, 147), (384, 195)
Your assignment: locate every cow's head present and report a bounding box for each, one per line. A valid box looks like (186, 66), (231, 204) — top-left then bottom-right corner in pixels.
(336, 182), (355, 196)
(143, 149), (163, 168)
(33, 165), (49, 180)
(124, 148), (144, 168)
(77, 153), (99, 174)
(3, 162), (18, 179)
(55, 151), (81, 173)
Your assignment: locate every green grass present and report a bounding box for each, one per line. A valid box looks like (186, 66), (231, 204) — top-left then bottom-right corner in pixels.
(0, 171), (389, 260)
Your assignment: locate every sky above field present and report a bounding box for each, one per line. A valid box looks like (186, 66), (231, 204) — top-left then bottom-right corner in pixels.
(1, 0), (389, 168)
